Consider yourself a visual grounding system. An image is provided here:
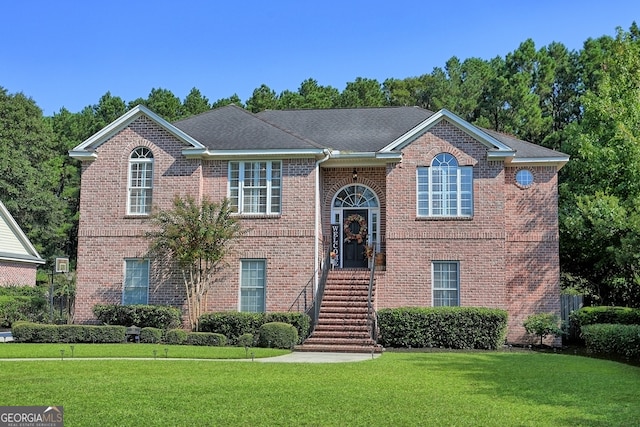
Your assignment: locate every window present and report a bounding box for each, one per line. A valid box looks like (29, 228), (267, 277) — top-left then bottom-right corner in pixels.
(240, 260), (266, 312)
(128, 147), (154, 215)
(432, 262), (459, 306)
(417, 153), (472, 217)
(515, 169), (534, 187)
(123, 259), (149, 305)
(229, 161), (281, 214)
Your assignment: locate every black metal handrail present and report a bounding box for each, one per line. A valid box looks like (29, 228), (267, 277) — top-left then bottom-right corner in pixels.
(367, 245), (378, 343)
(288, 240), (333, 335)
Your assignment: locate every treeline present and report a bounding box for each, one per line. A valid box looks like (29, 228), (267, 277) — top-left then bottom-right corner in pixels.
(1, 23), (639, 306)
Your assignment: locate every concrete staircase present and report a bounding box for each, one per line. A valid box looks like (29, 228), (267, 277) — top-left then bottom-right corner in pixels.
(296, 269), (383, 353)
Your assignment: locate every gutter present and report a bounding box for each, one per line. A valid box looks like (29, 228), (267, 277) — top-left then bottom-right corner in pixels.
(314, 149), (332, 297)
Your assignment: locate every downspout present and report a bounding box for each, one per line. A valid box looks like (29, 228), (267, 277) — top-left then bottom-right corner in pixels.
(314, 149), (332, 296)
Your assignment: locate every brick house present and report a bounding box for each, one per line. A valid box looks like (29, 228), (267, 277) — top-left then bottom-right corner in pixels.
(70, 105), (568, 346)
(0, 200), (45, 286)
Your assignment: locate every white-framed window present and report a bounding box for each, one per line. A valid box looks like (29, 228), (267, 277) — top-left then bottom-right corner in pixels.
(432, 261), (459, 307)
(240, 259), (266, 312)
(417, 153), (472, 217)
(128, 147), (154, 215)
(123, 259), (149, 305)
(229, 161), (281, 214)
(515, 169), (534, 188)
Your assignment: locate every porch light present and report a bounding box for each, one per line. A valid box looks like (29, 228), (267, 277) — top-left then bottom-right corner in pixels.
(352, 168), (358, 181)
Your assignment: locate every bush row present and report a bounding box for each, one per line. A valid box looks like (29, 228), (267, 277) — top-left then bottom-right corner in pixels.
(12, 321), (125, 343)
(570, 306), (640, 329)
(377, 307), (508, 350)
(581, 324), (640, 359)
(93, 304), (182, 329)
(11, 321), (299, 349)
(198, 312), (311, 344)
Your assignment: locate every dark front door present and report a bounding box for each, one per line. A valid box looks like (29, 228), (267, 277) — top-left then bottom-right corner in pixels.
(343, 209), (368, 268)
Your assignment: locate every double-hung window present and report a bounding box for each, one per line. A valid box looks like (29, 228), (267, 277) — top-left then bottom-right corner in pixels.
(123, 259), (149, 305)
(229, 161), (281, 214)
(432, 261), (459, 306)
(417, 153), (472, 217)
(128, 147), (154, 215)
(240, 260), (266, 312)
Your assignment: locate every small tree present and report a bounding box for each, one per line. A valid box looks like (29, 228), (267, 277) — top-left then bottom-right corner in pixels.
(147, 196), (242, 331)
(523, 313), (564, 346)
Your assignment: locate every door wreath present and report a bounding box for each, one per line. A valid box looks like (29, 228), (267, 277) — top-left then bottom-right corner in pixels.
(344, 214), (367, 244)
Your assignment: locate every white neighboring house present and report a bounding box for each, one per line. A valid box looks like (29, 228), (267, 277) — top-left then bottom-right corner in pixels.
(0, 200), (45, 286)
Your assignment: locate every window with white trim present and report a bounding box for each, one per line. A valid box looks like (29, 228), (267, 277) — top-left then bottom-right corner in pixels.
(417, 153), (472, 217)
(240, 260), (266, 312)
(128, 147), (154, 215)
(229, 161), (281, 214)
(123, 259), (149, 305)
(432, 261), (459, 307)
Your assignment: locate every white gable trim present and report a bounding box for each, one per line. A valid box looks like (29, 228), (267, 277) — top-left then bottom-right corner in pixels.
(69, 105), (206, 160)
(381, 109), (515, 157)
(0, 201), (45, 265)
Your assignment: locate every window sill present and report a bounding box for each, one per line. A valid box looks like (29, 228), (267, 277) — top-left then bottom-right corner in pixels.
(416, 216), (473, 221)
(234, 213), (282, 219)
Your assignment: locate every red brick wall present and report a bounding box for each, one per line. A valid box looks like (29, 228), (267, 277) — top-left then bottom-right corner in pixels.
(75, 116), (562, 344)
(0, 261), (38, 286)
(505, 166), (561, 345)
(75, 116), (318, 324)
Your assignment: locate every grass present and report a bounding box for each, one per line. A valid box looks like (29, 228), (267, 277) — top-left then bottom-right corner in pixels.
(0, 343), (288, 359)
(0, 346), (639, 426)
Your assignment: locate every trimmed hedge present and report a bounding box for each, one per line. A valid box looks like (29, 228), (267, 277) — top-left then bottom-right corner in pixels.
(198, 311), (311, 344)
(257, 322), (298, 349)
(581, 323), (640, 360)
(165, 329), (187, 345)
(12, 321), (125, 343)
(140, 327), (163, 343)
(377, 307), (508, 350)
(93, 304), (182, 329)
(570, 306), (640, 330)
(185, 332), (227, 346)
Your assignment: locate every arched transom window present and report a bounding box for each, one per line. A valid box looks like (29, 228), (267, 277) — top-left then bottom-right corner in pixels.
(333, 185), (378, 207)
(128, 147), (154, 215)
(417, 153), (473, 217)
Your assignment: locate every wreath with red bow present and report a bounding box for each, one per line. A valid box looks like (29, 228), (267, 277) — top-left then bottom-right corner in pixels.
(344, 214), (367, 244)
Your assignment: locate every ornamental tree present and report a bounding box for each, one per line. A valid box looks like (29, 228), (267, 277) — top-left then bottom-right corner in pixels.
(146, 196), (242, 331)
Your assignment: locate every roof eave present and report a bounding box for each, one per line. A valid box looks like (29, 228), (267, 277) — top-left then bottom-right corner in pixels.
(382, 109), (514, 154)
(69, 105), (206, 160)
(0, 254), (46, 265)
(507, 156), (570, 170)
(183, 148), (327, 160)
(321, 151), (402, 168)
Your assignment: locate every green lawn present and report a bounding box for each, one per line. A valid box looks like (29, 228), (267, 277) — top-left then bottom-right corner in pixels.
(1, 346), (639, 426)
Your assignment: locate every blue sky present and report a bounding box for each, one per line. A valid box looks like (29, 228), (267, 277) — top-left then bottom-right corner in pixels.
(1, 1), (638, 116)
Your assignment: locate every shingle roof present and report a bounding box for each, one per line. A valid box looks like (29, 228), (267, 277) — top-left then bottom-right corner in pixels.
(257, 107), (433, 152)
(173, 105), (323, 151)
(172, 105), (567, 163)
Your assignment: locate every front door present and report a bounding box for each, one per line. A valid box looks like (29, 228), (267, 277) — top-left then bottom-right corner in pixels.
(343, 209), (368, 268)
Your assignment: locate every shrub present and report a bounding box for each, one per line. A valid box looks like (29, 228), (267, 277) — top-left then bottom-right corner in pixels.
(11, 322), (125, 343)
(377, 307), (508, 350)
(93, 304), (182, 329)
(257, 322), (298, 349)
(0, 295), (48, 327)
(237, 333), (255, 347)
(581, 323), (640, 359)
(185, 332), (227, 346)
(264, 312), (311, 344)
(570, 306), (640, 331)
(140, 327), (163, 343)
(198, 311), (311, 344)
(165, 329), (187, 345)
(523, 313), (564, 345)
